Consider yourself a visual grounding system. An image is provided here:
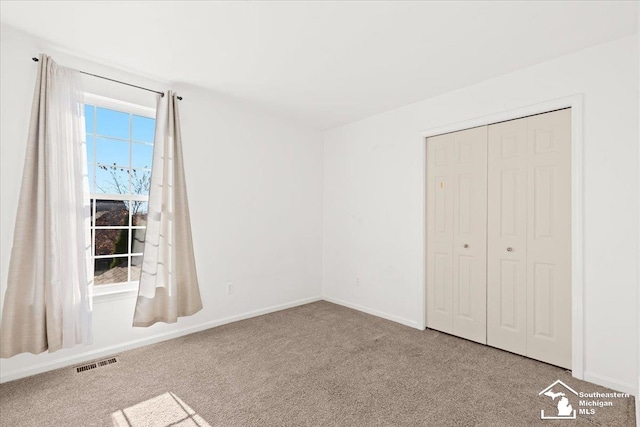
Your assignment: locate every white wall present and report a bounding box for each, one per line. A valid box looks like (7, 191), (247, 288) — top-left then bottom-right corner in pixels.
(0, 25), (323, 381)
(323, 35), (639, 395)
(636, 8), (640, 424)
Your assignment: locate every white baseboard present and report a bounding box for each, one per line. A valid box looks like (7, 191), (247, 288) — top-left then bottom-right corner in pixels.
(0, 295), (322, 384)
(582, 371), (637, 396)
(322, 296), (420, 330)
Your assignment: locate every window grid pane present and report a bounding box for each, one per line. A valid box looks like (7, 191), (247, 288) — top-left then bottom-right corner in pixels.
(85, 103), (154, 287)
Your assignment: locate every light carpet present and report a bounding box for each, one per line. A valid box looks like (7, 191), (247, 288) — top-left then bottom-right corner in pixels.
(0, 301), (636, 426)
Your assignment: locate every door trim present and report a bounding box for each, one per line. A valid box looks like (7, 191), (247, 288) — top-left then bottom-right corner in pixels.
(418, 94), (584, 380)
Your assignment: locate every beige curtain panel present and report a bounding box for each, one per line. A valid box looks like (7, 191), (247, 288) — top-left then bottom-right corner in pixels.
(133, 91), (202, 327)
(0, 54), (93, 358)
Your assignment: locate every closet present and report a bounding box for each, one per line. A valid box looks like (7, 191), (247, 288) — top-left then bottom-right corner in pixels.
(426, 108), (572, 369)
(426, 126), (488, 344)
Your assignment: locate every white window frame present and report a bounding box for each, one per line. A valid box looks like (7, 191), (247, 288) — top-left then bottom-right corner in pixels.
(84, 93), (156, 298)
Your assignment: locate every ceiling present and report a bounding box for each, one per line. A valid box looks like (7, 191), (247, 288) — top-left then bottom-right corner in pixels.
(0, 1), (636, 129)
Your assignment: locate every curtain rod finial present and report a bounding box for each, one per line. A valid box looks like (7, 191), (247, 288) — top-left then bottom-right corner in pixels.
(32, 57), (39, 62)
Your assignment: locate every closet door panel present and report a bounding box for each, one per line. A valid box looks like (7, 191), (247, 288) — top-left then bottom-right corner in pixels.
(526, 109), (572, 369)
(452, 127), (487, 344)
(426, 133), (454, 334)
(487, 118), (528, 355)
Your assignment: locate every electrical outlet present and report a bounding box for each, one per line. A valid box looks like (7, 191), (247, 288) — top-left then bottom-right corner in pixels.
(225, 282), (234, 295)
(355, 276), (361, 286)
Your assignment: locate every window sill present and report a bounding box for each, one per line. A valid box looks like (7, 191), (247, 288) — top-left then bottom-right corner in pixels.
(93, 282), (138, 303)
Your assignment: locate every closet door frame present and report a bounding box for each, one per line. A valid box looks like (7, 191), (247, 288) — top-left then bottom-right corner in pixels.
(419, 94), (584, 380)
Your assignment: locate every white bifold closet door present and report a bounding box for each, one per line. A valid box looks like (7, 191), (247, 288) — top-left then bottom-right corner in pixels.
(487, 108), (572, 369)
(426, 126), (487, 344)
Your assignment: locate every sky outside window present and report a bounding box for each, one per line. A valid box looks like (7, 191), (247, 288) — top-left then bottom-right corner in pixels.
(84, 104), (155, 194)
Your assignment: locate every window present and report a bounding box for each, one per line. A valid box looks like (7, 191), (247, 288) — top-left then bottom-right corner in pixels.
(84, 94), (156, 294)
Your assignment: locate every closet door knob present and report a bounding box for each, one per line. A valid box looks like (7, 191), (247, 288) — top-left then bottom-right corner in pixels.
(506, 247), (513, 252)
(463, 244), (469, 248)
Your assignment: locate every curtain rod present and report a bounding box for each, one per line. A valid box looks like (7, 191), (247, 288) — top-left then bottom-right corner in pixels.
(31, 57), (183, 100)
